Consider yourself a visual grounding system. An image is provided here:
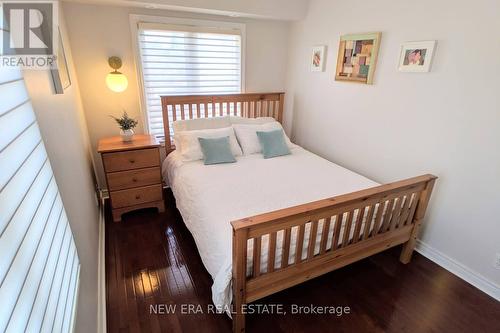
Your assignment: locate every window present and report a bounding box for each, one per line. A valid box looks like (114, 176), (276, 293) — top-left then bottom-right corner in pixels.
(135, 19), (244, 138)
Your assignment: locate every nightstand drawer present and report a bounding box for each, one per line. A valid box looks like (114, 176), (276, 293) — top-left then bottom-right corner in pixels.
(102, 148), (159, 172)
(110, 184), (163, 209)
(107, 167), (161, 191)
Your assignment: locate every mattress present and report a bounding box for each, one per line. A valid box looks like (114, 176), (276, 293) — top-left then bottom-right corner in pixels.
(162, 146), (379, 312)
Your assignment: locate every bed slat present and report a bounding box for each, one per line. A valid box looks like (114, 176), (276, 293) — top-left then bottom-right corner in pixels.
(341, 211), (354, 247)
(361, 205), (375, 240)
(295, 224), (305, 263)
(389, 197), (405, 231)
(307, 220), (318, 259)
(252, 237), (261, 277)
(250, 101), (254, 118)
(397, 194), (412, 228)
(351, 207), (365, 244)
(371, 202), (384, 236)
(180, 104), (185, 119)
(267, 232), (276, 273)
(404, 193), (420, 226)
(332, 214), (342, 250)
(281, 228), (291, 269)
(319, 217), (331, 254)
(382, 198), (397, 232)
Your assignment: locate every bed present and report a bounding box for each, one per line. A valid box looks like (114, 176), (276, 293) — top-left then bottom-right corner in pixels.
(161, 92), (436, 332)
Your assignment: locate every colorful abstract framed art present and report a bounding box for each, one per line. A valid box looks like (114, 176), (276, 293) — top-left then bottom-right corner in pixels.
(335, 32), (381, 84)
(398, 41), (436, 72)
(311, 45), (326, 72)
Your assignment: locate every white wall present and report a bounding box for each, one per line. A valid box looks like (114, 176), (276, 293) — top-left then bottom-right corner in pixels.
(62, 2), (290, 187)
(285, 0), (500, 297)
(22, 6), (100, 333)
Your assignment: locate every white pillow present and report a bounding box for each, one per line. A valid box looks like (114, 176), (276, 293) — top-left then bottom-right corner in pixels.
(173, 116), (231, 135)
(233, 122), (293, 155)
(176, 127), (242, 162)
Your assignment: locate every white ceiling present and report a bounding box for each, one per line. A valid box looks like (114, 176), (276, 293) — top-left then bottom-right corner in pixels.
(62, 0), (310, 20)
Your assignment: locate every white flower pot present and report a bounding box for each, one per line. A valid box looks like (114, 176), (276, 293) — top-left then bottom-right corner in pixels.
(120, 129), (134, 142)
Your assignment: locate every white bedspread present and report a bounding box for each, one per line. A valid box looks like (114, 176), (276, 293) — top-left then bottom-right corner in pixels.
(162, 146), (379, 312)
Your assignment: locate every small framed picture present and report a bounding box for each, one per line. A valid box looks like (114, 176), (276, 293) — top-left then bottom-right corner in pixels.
(311, 45), (326, 72)
(398, 41), (437, 72)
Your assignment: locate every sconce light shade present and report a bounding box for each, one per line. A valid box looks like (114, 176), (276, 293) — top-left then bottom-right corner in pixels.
(106, 56), (128, 92)
(106, 71), (128, 92)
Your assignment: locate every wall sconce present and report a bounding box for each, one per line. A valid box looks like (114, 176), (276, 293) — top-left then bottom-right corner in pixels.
(106, 56), (128, 93)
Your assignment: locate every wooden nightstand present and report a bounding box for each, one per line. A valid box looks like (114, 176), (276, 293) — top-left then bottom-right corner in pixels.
(98, 134), (165, 222)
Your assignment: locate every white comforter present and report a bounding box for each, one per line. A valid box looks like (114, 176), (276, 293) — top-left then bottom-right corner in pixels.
(162, 146), (378, 311)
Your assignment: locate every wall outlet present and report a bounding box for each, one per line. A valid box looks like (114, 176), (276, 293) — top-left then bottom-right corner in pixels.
(495, 253), (500, 269)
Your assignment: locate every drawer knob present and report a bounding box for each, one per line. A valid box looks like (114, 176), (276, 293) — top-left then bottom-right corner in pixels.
(135, 195), (140, 200)
(129, 159), (135, 163)
(132, 177), (138, 182)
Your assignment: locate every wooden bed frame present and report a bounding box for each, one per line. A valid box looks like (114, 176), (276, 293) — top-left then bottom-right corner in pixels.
(161, 92), (437, 333)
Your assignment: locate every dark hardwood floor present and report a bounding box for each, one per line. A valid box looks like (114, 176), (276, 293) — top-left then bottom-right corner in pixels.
(106, 190), (500, 333)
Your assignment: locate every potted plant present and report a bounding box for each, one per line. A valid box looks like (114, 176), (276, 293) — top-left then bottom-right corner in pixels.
(110, 111), (138, 142)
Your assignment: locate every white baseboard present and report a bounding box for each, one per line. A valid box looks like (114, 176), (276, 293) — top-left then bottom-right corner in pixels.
(97, 202), (107, 333)
(415, 240), (500, 302)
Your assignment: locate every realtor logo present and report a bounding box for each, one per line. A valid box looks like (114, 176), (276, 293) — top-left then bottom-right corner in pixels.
(1, 1), (57, 68)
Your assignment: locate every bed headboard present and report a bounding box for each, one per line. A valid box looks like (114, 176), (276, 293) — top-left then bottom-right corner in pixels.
(160, 92), (285, 152)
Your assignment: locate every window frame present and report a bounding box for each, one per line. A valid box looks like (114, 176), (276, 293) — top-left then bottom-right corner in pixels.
(129, 14), (246, 137)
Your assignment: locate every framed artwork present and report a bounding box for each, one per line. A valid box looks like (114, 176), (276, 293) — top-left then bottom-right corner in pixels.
(51, 28), (71, 94)
(335, 32), (381, 84)
(311, 45), (326, 72)
(398, 41), (436, 72)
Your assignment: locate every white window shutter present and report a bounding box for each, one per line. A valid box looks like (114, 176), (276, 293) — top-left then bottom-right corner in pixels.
(137, 23), (242, 138)
(0, 66), (80, 332)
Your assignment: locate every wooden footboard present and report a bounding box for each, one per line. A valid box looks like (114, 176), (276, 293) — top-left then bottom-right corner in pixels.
(231, 174), (436, 332)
